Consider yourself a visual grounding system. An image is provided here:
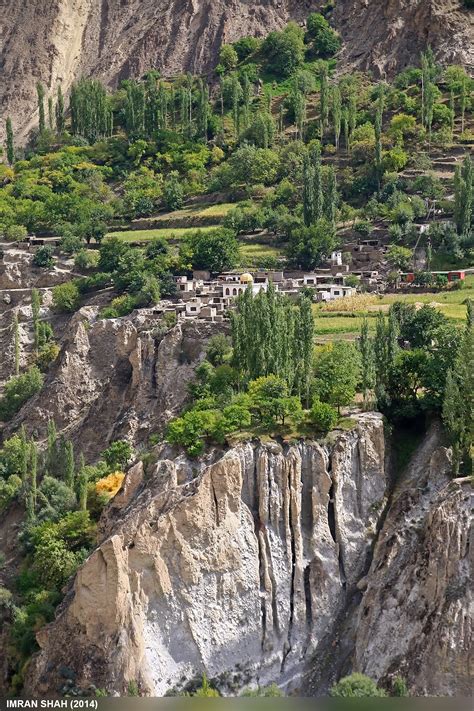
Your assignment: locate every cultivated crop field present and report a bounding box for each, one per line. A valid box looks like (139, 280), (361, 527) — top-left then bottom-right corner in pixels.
(314, 275), (474, 340)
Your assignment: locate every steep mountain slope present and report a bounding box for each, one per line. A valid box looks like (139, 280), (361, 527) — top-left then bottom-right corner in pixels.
(1, 0), (472, 144)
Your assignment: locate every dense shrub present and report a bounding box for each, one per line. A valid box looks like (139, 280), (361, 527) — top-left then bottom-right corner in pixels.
(0, 367), (44, 421)
(33, 246), (54, 268)
(3, 224), (27, 242)
(52, 281), (81, 313)
(330, 674), (387, 698)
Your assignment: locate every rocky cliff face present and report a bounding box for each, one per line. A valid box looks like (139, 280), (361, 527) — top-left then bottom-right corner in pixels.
(334, 0), (473, 80)
(353, 428), (472, 697)
(24, 417), (472, 697)
(4, 306), (222, 458)
(1, 0), (472, 144)
(26, 412), (388, 696)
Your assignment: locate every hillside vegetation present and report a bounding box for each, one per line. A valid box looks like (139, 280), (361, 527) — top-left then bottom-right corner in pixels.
(0, 11), (473, 697)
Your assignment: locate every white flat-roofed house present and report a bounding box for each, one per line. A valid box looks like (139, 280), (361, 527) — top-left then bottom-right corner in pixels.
(315, 284), (355, 302)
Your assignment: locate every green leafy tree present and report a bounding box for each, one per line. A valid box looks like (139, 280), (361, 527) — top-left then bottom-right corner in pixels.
(102, 441), (133, 470)
(261, 22), (305, 78)
(314, 342), (361, 413)
(33, 246), (54, 269)
(306, 13), (341, 58)
(167, 408), (219, 457)
(4, 225), (27, 242)
(163, 171), (184, 211)
(206, 334), (232, 366)
(219, 44), (238, 72)
(248, 375), (302, 426)
(387, 245), (413, 270)
(310, 399), (338, 432)
(287, 219), (337, 270)
(184, 228), (239, 273)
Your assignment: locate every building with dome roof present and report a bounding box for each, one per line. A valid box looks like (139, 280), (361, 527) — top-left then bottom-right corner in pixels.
(239, 272), (254, 284)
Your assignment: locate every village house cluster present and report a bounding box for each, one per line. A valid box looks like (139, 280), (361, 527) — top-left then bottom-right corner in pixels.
(154, 256), (357, 322)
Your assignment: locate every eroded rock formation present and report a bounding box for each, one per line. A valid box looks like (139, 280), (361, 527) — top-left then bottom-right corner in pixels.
(24, 417), (472, 697)
(5, 308), (222, 457)
(26, 413), (387, 696)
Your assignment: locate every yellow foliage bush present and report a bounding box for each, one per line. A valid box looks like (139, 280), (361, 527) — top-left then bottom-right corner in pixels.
(95, 471), (125, 499)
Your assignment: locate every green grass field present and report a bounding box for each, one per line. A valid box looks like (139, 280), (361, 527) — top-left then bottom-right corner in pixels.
(107, 225), (221, 242)
(239, 242), (284, 266)
(141, 202), (235, 227)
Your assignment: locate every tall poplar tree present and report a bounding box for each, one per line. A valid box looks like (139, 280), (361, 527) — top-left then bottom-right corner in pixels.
(443, 311), (473, 475)
(6, 117), (14, 165)
(46, 418), (58, 477)
(374, 84), (385, 188)
(37, 82), (46, 133)
(48, 97), (54, 130)
(55, 85), (65, 134)
(324, 167), (338, 227)
(303, 153), (316, 227)
(77, 454), (89, 511)
(310, 142), (324, 221)
(64, 440), (75, 489)
(30, 440), (38, 511)
(319, 63), (329, 134)
(13, 313), (20, 376)
(196, 79), (209, 141)
(231, 75), (242, 138)
(359, 319), (375, 408)
(331, 84), (342, 149)
(454, 155), (472, 236)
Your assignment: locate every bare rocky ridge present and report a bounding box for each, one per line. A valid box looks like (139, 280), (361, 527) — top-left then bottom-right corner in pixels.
(1, 0), (472, 144)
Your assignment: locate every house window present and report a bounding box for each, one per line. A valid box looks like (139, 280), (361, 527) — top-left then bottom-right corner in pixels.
(233, 288), (237, 296)
(333, 290), (340, 296)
